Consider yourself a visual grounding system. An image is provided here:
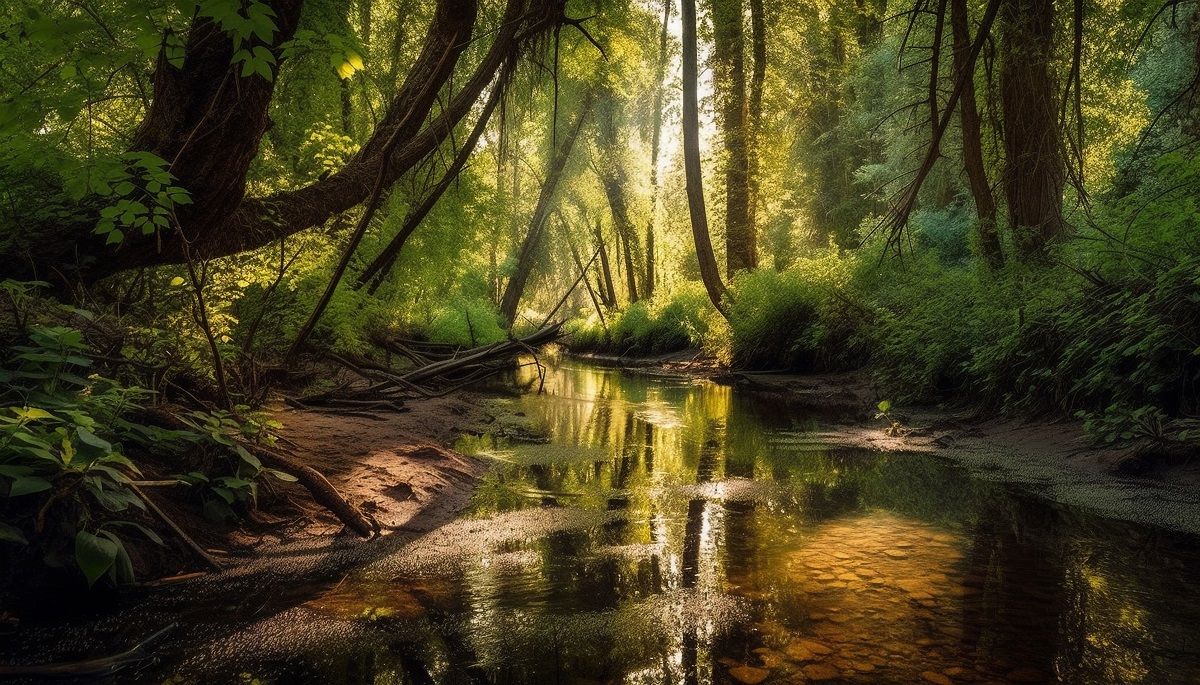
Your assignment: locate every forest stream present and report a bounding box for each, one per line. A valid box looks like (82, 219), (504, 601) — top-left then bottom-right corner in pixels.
(4, 360), (1200, 684)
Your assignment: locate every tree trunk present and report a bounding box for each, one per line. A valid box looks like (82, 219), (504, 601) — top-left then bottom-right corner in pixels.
(356, 79), (508, 293)
(1000, 0), (1064, 261)
(498, 94), (594, 325)
(682, 0), (729, 314)
(595, 219), (618, 308)
(11, 0), (566, 284)
(712, 0), (756, 276)
(645, 0), (673, 300)
(748, 0), (766, 250)
(951, 0), (1004, 269)
(595, 88), (639, 304)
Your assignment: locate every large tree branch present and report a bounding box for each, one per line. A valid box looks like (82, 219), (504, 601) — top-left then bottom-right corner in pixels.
(11, 0), (567, 283)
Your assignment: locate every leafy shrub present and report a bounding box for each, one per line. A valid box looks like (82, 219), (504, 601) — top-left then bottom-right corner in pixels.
(715, 249), (853, 370)
(566, 284), (714, 355)
(424, 297), (507, 348)
(0, 325), (163, 586)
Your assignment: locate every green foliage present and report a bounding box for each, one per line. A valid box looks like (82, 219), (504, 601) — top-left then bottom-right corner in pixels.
(174, 407), (295, 524)
(565, 285), (713, 355)
(713, 250), (854, 370)
(424, 298), (506, 348)
(91, 152), (192, 245)
(0, 324), (162, 586)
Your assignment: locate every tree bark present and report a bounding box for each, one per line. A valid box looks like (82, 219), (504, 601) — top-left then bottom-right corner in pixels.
(682, 0), (728, 314)
(498, 93), (594, 325)
(712, 0), (756, 276)
(748, 0), (766, 250)
(595, 88), (639, 304)
(645, 0), (673, 301)
(1000, 0), (1064, 261)
(595, 219), (618, 308)
(951, 0), (1004, 269)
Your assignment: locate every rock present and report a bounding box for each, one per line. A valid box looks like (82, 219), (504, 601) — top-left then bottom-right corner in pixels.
(798, 640), (834, 655)
(785, 644), (815, 662)
(729, 666), (770, 684)
(1005, 667), (1049, 683)
(921, 671), (954, 685)
(757, 650), (786, 668)
(803, 664), (841, 681)
(853, 660), (877, 672)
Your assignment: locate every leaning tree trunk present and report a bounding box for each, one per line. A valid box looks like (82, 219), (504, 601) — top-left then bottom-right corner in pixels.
(712, 0), (756, 277)
(595, 219), (618, 308)
(952, 0), (1004, 269)
(682, 0), (728, 315)
(1000, 0), (1064, 261)
(498, 94), (594, 325)
(12, 0), (566, 284)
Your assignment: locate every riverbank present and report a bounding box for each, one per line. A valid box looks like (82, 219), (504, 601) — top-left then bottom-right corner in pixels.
(155, 351), (1199, 577)
(576, 349), (1200, 489)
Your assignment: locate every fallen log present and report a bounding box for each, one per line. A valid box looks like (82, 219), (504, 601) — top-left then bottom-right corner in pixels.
(399, 323), (563, 385)
(240, 442), (375, 538)
(143, 407), (374, 540)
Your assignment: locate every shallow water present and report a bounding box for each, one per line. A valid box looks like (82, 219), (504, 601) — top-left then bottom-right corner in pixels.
(8, 362), (1200, 684)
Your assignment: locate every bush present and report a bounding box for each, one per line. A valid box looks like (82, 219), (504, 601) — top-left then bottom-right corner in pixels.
(565, 284), (715, 356)
(713, 249), (854, 370)
(424, 297), (506, 348)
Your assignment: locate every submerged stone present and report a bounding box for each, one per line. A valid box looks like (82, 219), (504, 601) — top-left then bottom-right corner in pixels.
(729, 665), (771, 684)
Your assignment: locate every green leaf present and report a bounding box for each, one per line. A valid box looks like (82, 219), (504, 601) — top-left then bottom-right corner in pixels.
(105, 520), (163, 545)
(234, 444), (261, 468)
(0, 522), (28, 545)
(76, 530), (119, 587)
(9, 476), (52, 496)
(0, 465), (34, 478)
(13, 407), (55, 420)
(169, 276), (186, 287)
(877, 400), (891, 413)
(102, 531), (135, 584)
(265, 468), (298, 482)
(76, 426), (112, 452)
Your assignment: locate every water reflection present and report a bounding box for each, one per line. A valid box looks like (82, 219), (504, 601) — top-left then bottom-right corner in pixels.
(165, 362), (1200, 684)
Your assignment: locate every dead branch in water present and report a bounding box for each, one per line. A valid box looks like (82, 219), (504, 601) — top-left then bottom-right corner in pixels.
(289, 324), (564, 409)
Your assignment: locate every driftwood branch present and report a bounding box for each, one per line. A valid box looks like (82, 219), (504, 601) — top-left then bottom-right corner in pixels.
(240, 442), (375, 538)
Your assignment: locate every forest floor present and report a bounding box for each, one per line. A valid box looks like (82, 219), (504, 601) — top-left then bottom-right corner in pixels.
(141, 394), (493, 578)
